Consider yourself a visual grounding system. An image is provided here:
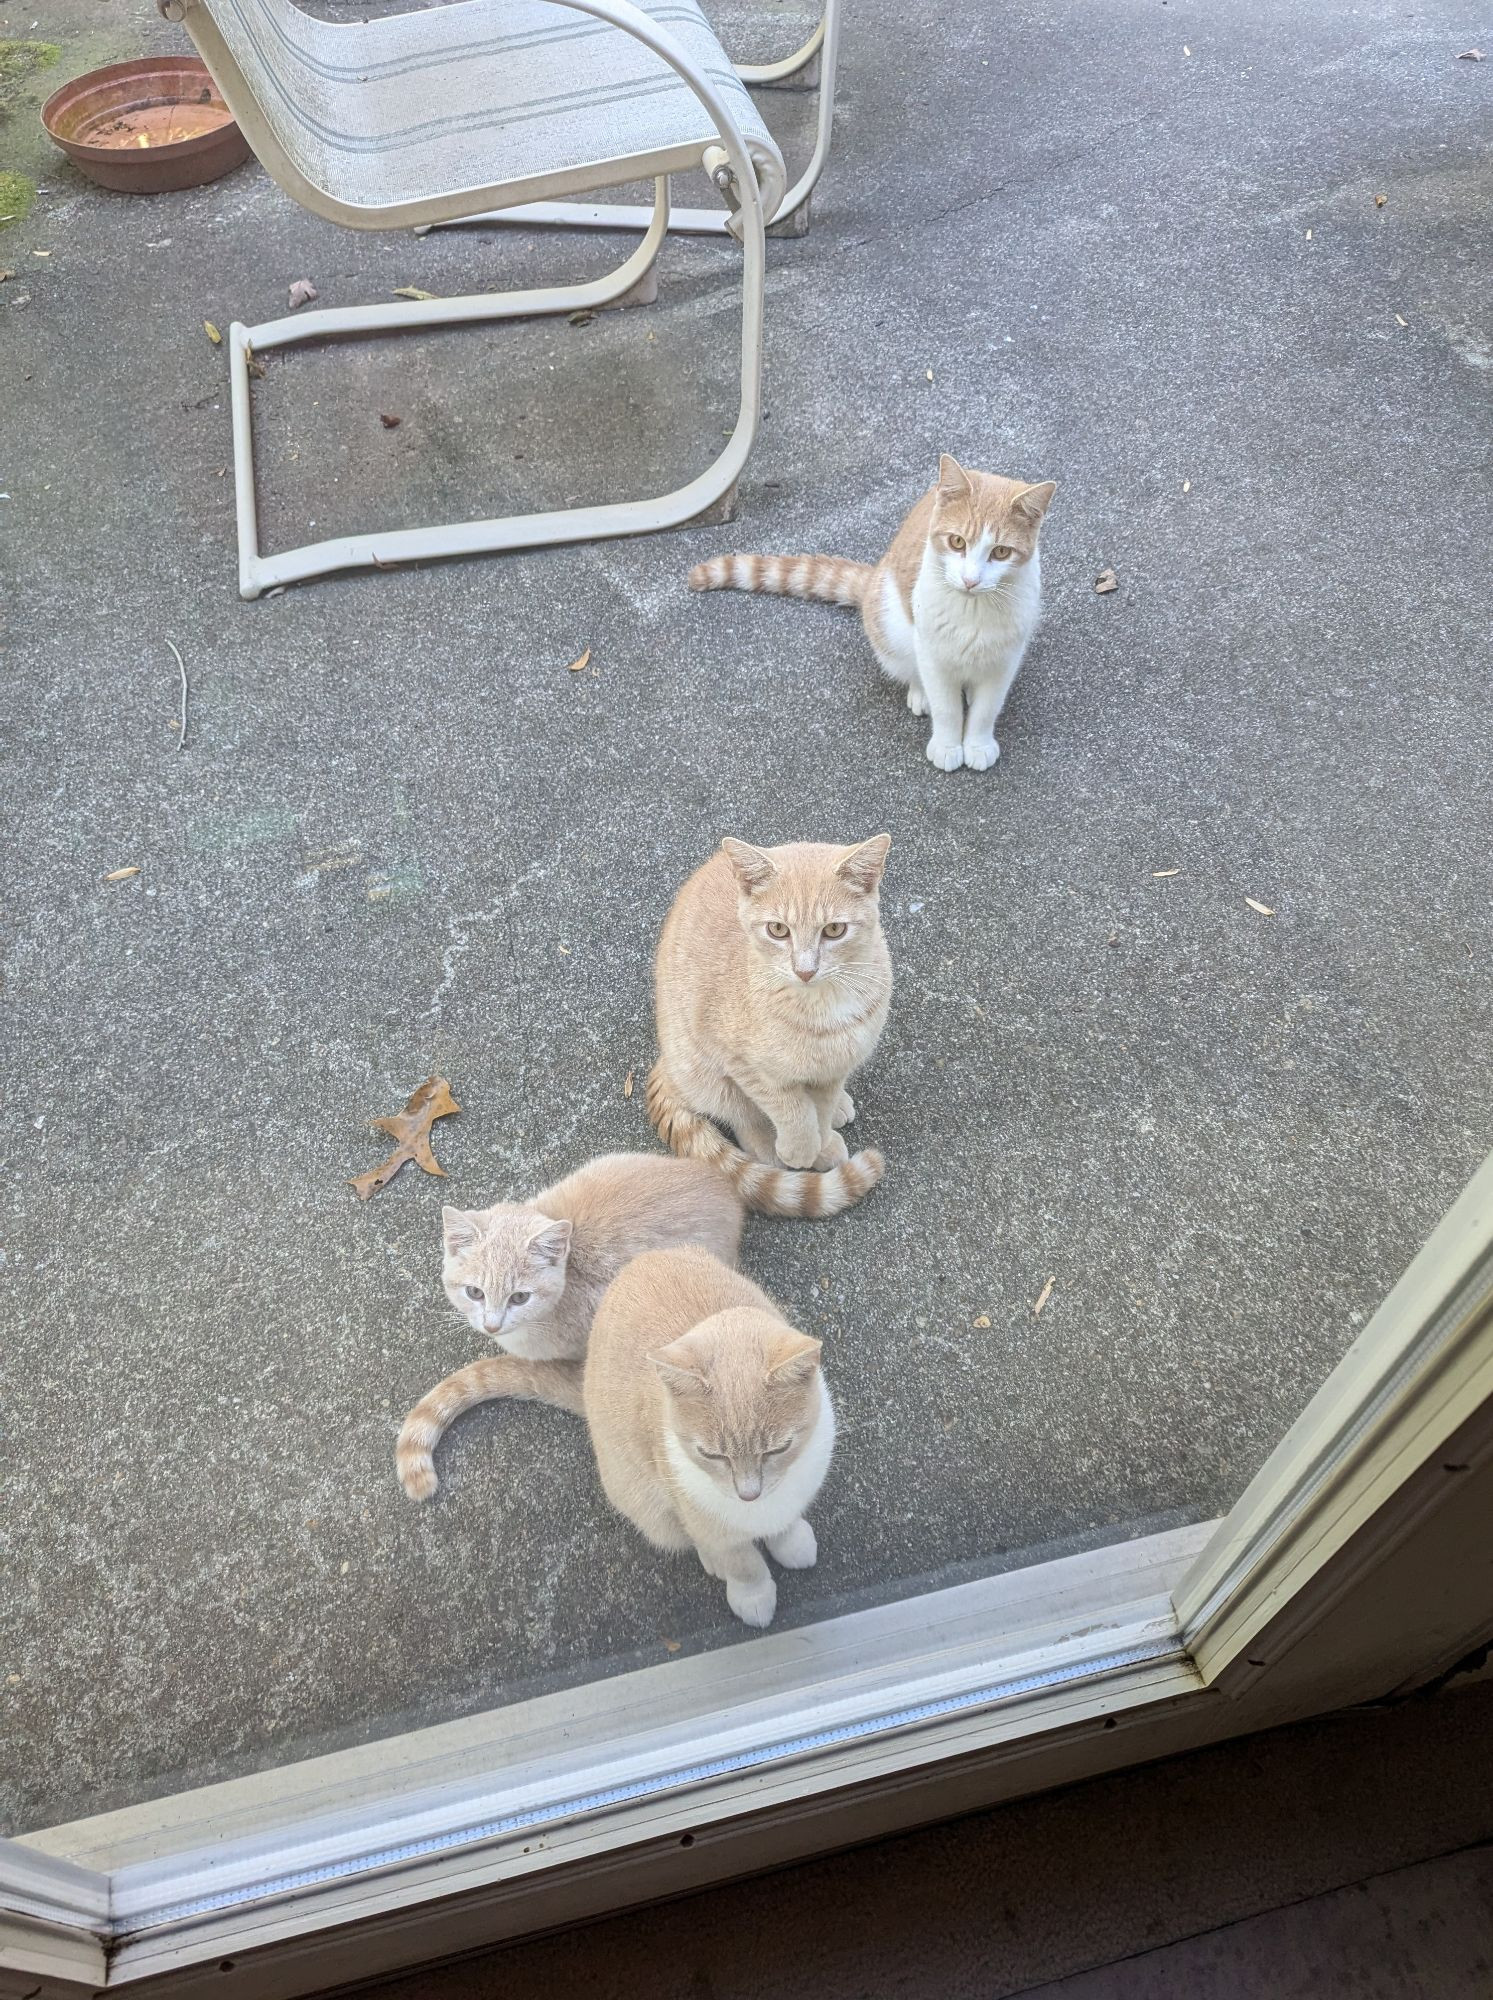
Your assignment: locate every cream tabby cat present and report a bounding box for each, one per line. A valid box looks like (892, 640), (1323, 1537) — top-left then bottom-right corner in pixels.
(402, 1245), (834, 1629)
(587, 1246), (832, 1628)
(397, 1152), (743, 1500)
(648, 836), (892, 1215)
(690, 454), (1057, 773)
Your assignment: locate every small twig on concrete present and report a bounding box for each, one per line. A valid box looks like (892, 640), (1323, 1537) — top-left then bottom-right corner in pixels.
(167, 640), (188, 752)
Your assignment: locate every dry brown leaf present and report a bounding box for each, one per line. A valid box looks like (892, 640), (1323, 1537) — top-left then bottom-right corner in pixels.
(1095, 568), (1119, 594)
(246, 351), (267, 380)
(567, 309), (597, 327)
(0, 269), (15, 284)
(392, 285), (437, 301)
(623, 1070), (635, 1099)
(1245, 897), (1275, 916)
(288, 278), (318, 308)
(1033, 1276), (1056, 1319)
(103, 865), (141, 882)
(663, 1639), (681, 1653)
(972, 1313), (991, 1328)
(348, 1076), (461, 1201)
(204, 320), (222, 345)
(566, 648), (592, 673)
(1374, 193), (1387, 208)
(379, 413), (402, 429)
(1152, 868), (1182, 878)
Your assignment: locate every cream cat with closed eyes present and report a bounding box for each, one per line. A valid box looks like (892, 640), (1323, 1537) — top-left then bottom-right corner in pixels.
(400, 1244), (835, 1630)
(691, 454), (1057, 773)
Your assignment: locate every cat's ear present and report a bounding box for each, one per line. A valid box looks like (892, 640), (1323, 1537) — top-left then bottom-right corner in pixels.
(442, 1206), (483, 1256)
(765, 1328), (822, 1387)
(835, 833), (891, 895)
(937, 453), (972, 498)
(526, 1215), (572, 1268)
(652, 1337), (711, 1398)
(1013, 479), (1057, 522)
(721, 837), (778, 895)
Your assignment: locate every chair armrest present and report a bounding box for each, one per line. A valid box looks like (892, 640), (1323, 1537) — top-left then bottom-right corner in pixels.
(528, 0), (786, 229)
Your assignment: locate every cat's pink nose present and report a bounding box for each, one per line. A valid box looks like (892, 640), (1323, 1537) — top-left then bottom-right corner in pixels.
(795, 966), (815, 982)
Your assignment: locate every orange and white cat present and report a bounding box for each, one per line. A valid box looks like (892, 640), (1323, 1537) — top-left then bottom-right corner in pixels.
(648, 836), (892, 1214)
(400, 1244), (834, 1629)
(690, 454), (1057, 773)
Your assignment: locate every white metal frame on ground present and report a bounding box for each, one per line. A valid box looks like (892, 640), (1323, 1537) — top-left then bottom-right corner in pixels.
(160, 0), (783, 598)
(432, 0), (840, 237)
(5, 1152), (1493, 2000)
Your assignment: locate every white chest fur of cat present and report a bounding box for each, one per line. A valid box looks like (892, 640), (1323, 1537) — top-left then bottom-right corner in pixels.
(690, 453), (1057, 774)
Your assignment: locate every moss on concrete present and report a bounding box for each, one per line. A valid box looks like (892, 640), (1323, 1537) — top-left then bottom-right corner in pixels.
(0, 38), (61, 91)
(0, 170), (37, 228)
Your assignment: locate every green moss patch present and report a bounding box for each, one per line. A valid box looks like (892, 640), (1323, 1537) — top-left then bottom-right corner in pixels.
(0, 170), (37, 228)
(0, 39), (61, 92)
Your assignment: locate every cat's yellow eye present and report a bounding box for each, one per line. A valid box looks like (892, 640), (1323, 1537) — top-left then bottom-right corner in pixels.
(766, 920), (790, 939)
(991, 544), (1014, 561)
(822, 921), (847, 940)
(947, 533), (966, 551)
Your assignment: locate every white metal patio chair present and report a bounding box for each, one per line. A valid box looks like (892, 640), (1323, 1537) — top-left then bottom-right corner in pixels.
(159, 0), (786, 598)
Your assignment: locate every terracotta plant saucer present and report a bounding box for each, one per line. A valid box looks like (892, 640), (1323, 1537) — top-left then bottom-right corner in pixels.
(41, 55), (250, 194)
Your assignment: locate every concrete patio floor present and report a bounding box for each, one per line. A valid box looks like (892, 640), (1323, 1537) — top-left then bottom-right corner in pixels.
(2, 0), (1491, 1835)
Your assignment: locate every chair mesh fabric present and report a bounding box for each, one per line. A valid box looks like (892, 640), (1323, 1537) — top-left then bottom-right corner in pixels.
(202, 0), (779, 210)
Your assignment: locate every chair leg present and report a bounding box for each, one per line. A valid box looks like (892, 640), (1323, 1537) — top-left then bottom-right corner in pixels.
(227, 175), (767, 598)
(691, 481), (738, 526)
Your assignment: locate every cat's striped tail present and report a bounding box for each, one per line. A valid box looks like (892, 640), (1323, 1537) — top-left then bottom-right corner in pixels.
(645, 1062), (884, 1219)
(688, 552), (874, 608)
(396, 1356), (585, 1502)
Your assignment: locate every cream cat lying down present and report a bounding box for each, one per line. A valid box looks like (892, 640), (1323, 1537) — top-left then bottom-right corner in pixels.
(397, 1151), (743, 1500)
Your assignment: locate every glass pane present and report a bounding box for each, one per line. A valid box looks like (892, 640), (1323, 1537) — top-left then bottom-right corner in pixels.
(4, 0), (1489, 1843)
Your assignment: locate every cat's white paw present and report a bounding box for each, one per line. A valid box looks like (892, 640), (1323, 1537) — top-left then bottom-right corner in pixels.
(767, 1518), (817, 1569)
(814, 1132), (849, 1169)
(905, 685), (929, 717)
(832, 1090), (856, 1129)
(727, 1574), (778, 1627)
(926, 738), (964, 773)
(964, 735), (1001, 772)
(777, 1132), (821, 1171)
